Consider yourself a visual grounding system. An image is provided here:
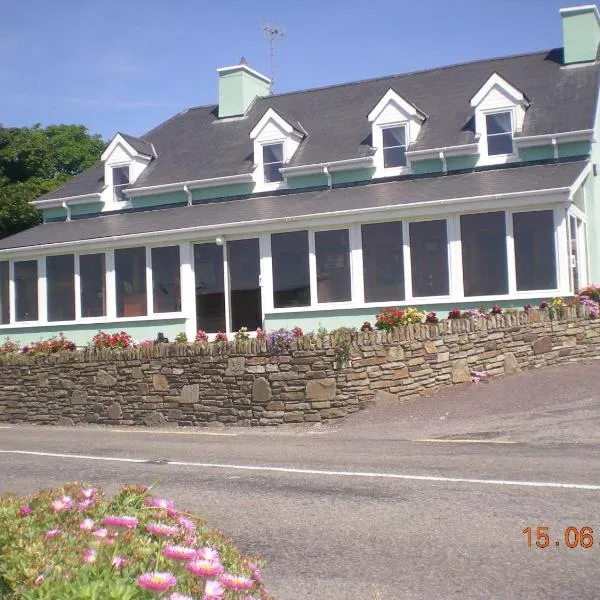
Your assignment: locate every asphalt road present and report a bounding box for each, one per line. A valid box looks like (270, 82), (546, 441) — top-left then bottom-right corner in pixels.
(1, 361), (600, 599)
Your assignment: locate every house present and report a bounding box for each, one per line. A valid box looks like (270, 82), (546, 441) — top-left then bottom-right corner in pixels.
(0, 5), (599, 345)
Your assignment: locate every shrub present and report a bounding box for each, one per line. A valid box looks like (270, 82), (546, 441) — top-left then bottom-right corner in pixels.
(194, 330), (208, 343)
(214, 332), (228, 342)
(91, 331), (133, 350)
(235, 327), (249, 341)
(490, 304), (502, 315)
(447, 308), (462, 320)
(375, 307), (425, 331)
(175, 332), (187, 344)
(462, 309), (487, 320)
(267, 328), (295, 355)
(425, 312), (439, 324)
(0, 483), (267, 599)
(255, 328), (267, 341)
(315, 325), (328, 340)
(360, 321), (373, 332)
(0, 337), (20, 355)
(333, 343), (350, 366)
(579, 284), (600, 303)
(291, 326), (303, 338)
(23, 333), (77, 355)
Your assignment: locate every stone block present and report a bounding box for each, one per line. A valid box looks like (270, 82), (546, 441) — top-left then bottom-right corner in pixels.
(387, 346), (405, 361)
(143, 412), (166, 427)
(394, 367), (409, 378)
(266, 400), (284, 411)
(320, 408), (348, 419)
(532, 336), (552, 355)
(59, 378), (75, 389)
(373, 390), (397, 403)
(107, 402), (123, 420)
(225, 357), (246, 376)
(131, 367), (143, 379)
(70, 390), (87, 405)
(310, 401), (331, 409)
(503, 352), (521, 375)
(56, 417), (74, 426)
(283, 411), (305, 423)
(252, 377), (271, 404)
(37, 374), (49, 387)
(407, 357), (425, 366)
(180, 383), (199, 404)
(152, 374), (170, 391)
(96, 370), (117, 387)
(424, 340), (437, 354)
(305, 379), (336, 402)
(451, 359), (471, 384)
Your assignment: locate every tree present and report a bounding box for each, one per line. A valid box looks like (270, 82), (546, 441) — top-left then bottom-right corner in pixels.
(0, 124), (105, 239)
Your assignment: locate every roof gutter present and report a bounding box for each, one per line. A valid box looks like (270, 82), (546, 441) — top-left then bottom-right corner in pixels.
(32, 192), (103, 209)
(405, 143), (479, 160)
(0, 186), (570, 256)
(280, 156), (374, 179)
(125, 173), (254, 198)
(514, 129), (594, 148)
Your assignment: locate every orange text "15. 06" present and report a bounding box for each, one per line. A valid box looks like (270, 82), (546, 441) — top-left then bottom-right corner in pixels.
(523, 526), (594, 548)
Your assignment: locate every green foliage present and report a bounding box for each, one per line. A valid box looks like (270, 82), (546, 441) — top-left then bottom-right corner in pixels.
(0, 124), (105, 239)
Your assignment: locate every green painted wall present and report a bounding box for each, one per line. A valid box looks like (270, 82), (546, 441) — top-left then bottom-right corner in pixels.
(573, 181), (586, 212)
(559, 141), (592, 159)
(42, 207), (67, 221)
(193, 182), (254, 202)
(71, 202), (104, 217)
(218, 68), (270, 118)
(331, 168), (375, 185)
(0, 318), (187, 347)
(411, 159), (443, 175)
(131, 191), (186, 209)
(446, 155), (478, 171)
(562, 8), (600, 64)
(286, 173), (328, 189)
(519, 146), (555, 162)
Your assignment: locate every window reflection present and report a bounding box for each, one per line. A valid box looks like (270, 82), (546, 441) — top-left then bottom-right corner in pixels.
(315, 229), (351, 303)
(152, 246), (181, 313)
(115, 247), (147, 317)
(272, 231), (310, 308)
(47, 254), (75, 321)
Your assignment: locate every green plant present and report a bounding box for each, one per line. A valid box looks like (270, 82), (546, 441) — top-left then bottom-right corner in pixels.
(235, 327), (250, 341)
(316, 324), (328, 340)
(175, 332), (187, 344)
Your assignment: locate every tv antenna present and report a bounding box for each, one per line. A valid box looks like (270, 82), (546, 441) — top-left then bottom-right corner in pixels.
(262, 22), (285, 94)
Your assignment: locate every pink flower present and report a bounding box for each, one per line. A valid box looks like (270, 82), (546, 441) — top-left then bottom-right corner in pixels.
(247, 561), (262, 581)
(203, 579), (225, 600)
(197, 547), (219, 562)
(50, 496), (73, 512)
(80, 488), (96, 499)
(45, 529), (62, 540)
(146, 497), (175, 510)
(103, 515), (139, 529)
(187, 559), (225, 578)
(82, 548), (96, 564)
(20, 505), (32, 516)
(169, 594), (194, 600)
(80, 518), (95, 531)
(146, 522), (179, 537)
(163, 545), (197, 561)
(137, 572), (177, 592)
(78, 498), (95, 512)
(92, 528), (109, 538)
(177, 515), (196, 532)
(35, 575), (45, 585)
(112, 556), (126, 570)
(220, 573), (254, 591)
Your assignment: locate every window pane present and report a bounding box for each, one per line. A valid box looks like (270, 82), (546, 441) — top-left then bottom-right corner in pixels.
(0, 261), (9, 324)
(14, 260), (38, 322)
(264, 162), (283, 182)
(194, 243), (225, 333)
(47, 254), (75, 322)
(229, 238), (262, 331)
(316, 229), (351, 303)
(152, 246), (181, 313)
(383, 146), (407, 168)
(487, 133), (513, 155)
(461, 212), (508, 296)
(513, 211), (557, 291)
(263, 144), (283, 163)
(410, 220), (449, 297)
(382, 127), (406, 148)
(115, 247), (147, 317)
(272, 231), (310, 308)
(113, 167), (129, 185)
(80, 254), (106, 318)
(362, 222), (404, 302)
(486, 113), (511, 135)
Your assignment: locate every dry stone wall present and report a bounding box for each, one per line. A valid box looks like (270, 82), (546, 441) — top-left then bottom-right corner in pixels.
(0, 308), (599, 427)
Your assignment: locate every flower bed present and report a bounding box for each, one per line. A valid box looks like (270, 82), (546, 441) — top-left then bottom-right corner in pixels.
(0, 484), (270, 599)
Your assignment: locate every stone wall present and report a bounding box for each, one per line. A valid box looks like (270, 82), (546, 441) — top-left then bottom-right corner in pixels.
(0, 308), (599, 427)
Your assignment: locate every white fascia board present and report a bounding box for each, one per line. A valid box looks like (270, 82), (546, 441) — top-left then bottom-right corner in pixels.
(250, 107), (296, 139)
(101, 133), (151, 162)
(568, 162), (593, 199)
(1, 186), (569, 257)
(470, 73), (528, 108)
(280, 156), (374, 176)
(31, 193), (103, 208)
(513, 129), (594, 148)
(217, 63), (271, 84)
(125, 173), (254, 198)
(368, 88), (426, 123)
(405, 143), (480, 159)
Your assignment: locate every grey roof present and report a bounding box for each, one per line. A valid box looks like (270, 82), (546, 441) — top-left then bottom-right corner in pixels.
(35, 49), (598, 203)
(118, 133), (154, 157)
(1, 160), (585, 252)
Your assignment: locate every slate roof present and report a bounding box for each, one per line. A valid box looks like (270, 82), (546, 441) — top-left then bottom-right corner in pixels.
(35, 49), (598, 203)
(0, 160), (585, 252)
(118, 133), (155, 157)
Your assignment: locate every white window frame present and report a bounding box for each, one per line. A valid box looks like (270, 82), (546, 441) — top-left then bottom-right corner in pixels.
(381, 124), (408, 171)
(373, 120), (411, 177)
(484, 110), (516, 161)
(257, 139), (287, 192)
(111, 164), (130, 203)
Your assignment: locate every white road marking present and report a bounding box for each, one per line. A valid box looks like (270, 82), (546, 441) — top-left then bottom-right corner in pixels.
(0, 426), (10, 429)
(417, 438), (517, 444)
(107, 429), (237, 437)
(0, 449), (599, 491)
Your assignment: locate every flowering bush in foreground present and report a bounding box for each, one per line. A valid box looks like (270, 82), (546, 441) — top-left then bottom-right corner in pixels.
(22, 333), (77, 355)
(267, 329), (295, 355)
(91, 331), (134, 350)
(0, 483), (269, 599)
(375, 307), (425, 331)
(0, 337), (20, 355)
(579, 284), (600, 303)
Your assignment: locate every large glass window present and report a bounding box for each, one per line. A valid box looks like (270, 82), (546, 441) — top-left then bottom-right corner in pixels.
(382, 126), (407, 168)
(263, 143), (284, 183)
(461, 212), (508, 296)
(80, 253), (106, 318)
(272, 231), (310, 308)
(115, 247), (146, 317)
(513, 211), (557, 291)
(194, 243), (225, 332)
(14, 260), (38, 322)
(410, 220), (449, 297)
(315, 229), (351, 303)
(113, 166), (129, 202)
(0, 261), (9, 325)
(486, 112), (513, 156)
(229, 238), (262, 331)
(362, 221), (404, 302)
(47, 254), (75, 322)
(152, 246), (181, 313)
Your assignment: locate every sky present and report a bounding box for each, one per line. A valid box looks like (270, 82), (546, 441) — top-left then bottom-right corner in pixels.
(0, 0), (594, 140)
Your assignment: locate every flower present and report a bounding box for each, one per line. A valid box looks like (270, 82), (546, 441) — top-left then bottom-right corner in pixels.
(146, 497), (175, 510)
(112, 556), (126, 570)
(220, 573), (254, 591)
(19, 505), (32, 516)
(490, 304), (502, 315)
(447, 308), (462, 320)
(45, 528), (62, 539)
(177, 515), (196, 531)
(291, 326), (304, 337)
(103, 515), (139, 529)
(163, 545), (197, 561)
(187, 559), (225, 578)
(80, 518), (95, 531)
(425, 312), (439, 324)
(203, 579), (225, 599)
(78, 498), (95, 512)
(360, 321), (373, 332)
(247, 561), (262, 581)
(215, 331), (228, 342)
(137, 572), (177, 593)
(82, 548), (96, 564)
(523, 303), (533, 310)
(34, 575), (45, 585)
(92, 528), (109, 538)
(50, 496), (73, 512)
(539, 301), (549, 309)
(255, 328), (267, 340)
(146, 522), (179, 537)
(197, 547), (220, 562)
(195, 330), (209, 343)
(80, 488), (96, 499)
(170, 594), (195, 600)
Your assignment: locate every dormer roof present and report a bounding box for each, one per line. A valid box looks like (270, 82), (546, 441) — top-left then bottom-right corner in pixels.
(470, 72), (530, 108)
(250, 107), (306, 140)
(367, 88), (427, 123)
(101, 132), (155, 162)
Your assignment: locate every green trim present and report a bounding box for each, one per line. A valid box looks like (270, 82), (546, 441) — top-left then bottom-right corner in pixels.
(131, 191), (186, 209)
(519, 146), (555, 162)
(559, 141), (591, 159)
(287, 173), (328, 189)
(193, 183), (255, 202)
(331, 168), (375, 185)
(446, 155), (478, 171)
(561, 8), (600, 64)
(71, 202), (104, 217)
(411, 159), (443, 175)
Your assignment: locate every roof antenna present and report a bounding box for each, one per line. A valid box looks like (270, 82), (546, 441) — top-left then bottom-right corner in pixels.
(262, 22), (285, 94)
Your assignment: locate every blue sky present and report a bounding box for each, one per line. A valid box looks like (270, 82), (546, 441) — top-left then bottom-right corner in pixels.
(0, 0), (592, 140)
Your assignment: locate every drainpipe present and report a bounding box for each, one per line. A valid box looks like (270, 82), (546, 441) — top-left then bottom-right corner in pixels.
(439, 150), (448, 175)
(183, 184), (193, 206)
(551, 136), (558, 161)
(62, 201), (72, 222)
(323, 166), (332, 189)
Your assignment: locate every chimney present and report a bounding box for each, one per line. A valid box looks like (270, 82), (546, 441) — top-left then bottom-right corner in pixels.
(560, 5), (600, 64)
(217, 59), (271, 118)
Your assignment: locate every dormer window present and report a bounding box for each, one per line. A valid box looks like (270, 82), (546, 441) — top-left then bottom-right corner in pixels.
(382, 126), (407, 168)
(112, 166), (130, 202)
(263, 143), (284, 183)
(486, 112), (513, 156)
